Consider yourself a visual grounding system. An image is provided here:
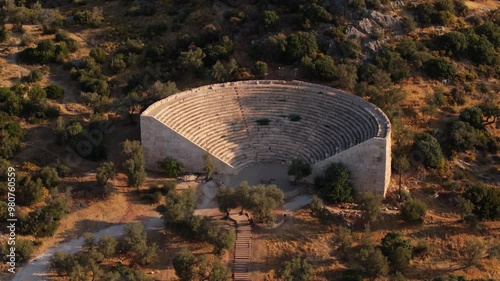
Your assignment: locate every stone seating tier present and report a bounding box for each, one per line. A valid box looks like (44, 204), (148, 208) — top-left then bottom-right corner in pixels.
(142, 80), (390, 170)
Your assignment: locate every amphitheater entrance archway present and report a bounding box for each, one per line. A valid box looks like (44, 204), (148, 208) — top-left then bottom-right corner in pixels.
(227, 163), (295, 192)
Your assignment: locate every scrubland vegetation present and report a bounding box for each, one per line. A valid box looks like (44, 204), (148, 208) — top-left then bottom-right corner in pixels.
(0, 0), (498, 280)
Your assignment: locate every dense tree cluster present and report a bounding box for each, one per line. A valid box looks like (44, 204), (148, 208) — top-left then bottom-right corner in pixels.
(216, 181), (284, 224)
(17, 39), (70, 64)
(433, 25), (499, 66)
(173, 249), (229, 281)
(413, 0), (468, 26)
(0, 114), (24, 159)
(50, 222), (156, 281)
(109, 40), (144, 74)
(435, 107), (498, 155)
(73, 8), (104, 28)
(337, 227), (416, 279)
(71, 57), (110, 97)
(19, 189), (72, 237)
(0, 239), (34, 265)
(355, 67), (406, 114)
(275, 257), (314, 281)
(381, 232), (414, 272)
(53, 117), (107, 161)
(461, 184), (500, 220)
(158, 188), (236, 254)
(0, 84), (60, 122)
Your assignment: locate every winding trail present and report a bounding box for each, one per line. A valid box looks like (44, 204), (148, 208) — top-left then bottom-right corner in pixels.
(13, 217), (163, 281)
(232, 214), (252, 281)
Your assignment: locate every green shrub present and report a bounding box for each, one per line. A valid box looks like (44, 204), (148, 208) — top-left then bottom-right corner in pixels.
(211, 59), (237, 82)
(466, 35), (497, 65)
(54, 29), (79, 52)
(381, 232), (413, 272)
(263, 10), (280, 29)
(462, 185), (500, 220)
(414, 3), (435, 26)
(424, 58), (457, 80)
(401, 199), (427, 223)
(23, 68), (45, 83)
(158, 156), (184, 178)
(431, 10), (454, 25)
(434, 31), (468, 56)
(121, 140), (146, 188)
(302, 54), (336, 81)
(256, 118), (270, 125)
(44, 85), (64, 99)
(285, 32), (318, 63)
(475, 21), (500, 47)
(20, 198), (68, 237)
(252, 61), (268, 78)
(309, 195), (325, 217)
(0, 121), (24, 159)
(314, 162), (354, 203)
(411, 133), (444, 169)
(306, 3), (333, 23)
(39, 166), (60, 188)
(207, 226), (236, 254)
(89, 47), (107, 64)
(357, 192), (384, 223)
(276, 257), (313, 281)
(110, 54), (127, 73)
(288, 114), (302, 121)
(73, 8), (103, 27)
(459, 107), (484, 129)
(49, 251), (76, 276)
(447, 121), (482, 151)
(173, 250), (196, 281)
(373, 47), (410, 82)
(17, 176), (46, 206)
(96, 161), (116, 186)
(349, 0), (366, 13)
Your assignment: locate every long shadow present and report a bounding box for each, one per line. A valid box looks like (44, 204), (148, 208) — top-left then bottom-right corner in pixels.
(57, 219), (119, 242)
(410, 222), (476, 239)
(317, 268), (352, 281)
(408, 265), (465, 280)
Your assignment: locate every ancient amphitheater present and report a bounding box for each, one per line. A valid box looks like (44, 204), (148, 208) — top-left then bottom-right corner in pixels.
(141, 80), (391, 195)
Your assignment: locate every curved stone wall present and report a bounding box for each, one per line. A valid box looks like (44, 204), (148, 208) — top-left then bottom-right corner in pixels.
(141, 80), (391, 195)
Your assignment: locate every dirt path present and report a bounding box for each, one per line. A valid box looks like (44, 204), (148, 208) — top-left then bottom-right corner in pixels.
(12, 217), (164, 281)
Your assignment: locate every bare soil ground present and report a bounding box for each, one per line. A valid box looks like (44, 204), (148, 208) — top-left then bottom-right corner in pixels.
(250, 202), (500, 281)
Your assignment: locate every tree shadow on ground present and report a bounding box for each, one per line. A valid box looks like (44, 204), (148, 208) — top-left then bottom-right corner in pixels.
(57, 219), (118, 242)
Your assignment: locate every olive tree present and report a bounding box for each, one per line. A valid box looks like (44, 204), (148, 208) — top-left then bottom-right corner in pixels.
(287, 158), (312, 184)
(121, 140), (146, 189)
(95, 161), (116, 186)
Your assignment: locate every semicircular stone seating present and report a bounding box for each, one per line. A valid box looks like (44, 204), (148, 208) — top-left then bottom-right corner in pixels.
(143, 80), (390, 172)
